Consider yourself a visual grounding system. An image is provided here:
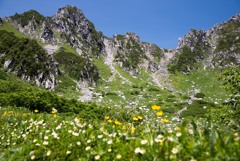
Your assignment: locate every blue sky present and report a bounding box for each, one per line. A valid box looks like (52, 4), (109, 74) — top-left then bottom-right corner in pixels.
(0, 0), (240, 49)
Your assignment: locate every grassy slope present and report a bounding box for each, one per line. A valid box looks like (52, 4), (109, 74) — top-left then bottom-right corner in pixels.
(170, 69), (229, 103)
(0, 21), (26, 38)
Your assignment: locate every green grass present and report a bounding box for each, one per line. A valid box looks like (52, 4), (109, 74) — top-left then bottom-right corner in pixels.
(92, 58), (112, 80)
(54, 75), (80, 99)
(0, 106), (239, 161)
(0, 69), (40, 93)
(0, 21), (26, 38)
(170, 69), (230, 103)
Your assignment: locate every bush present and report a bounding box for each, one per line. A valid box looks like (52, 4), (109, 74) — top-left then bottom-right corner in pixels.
(195, 92), (205, 98)
(182, 100), (217, 118)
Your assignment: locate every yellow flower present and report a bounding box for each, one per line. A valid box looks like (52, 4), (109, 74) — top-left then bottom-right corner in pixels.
(131, 126), (135, 133)
(108, 119), (113, 123)
(151, 105), (160, 110)
(53, 114), (57, 118)
(114, 120), (121, 125)
(133, 117), (138, 121)
(137, 116), (143, 120)
(3, 111), (7, 116)
(156, 111), (163, 116)
(34, 109), (39, 113)
(105, 116), (110, 120)
(160, 118), (169, 123)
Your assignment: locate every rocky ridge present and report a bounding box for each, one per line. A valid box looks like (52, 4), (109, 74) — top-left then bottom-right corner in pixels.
(0, 5), (239, 92)
(173, 14), (240, 72)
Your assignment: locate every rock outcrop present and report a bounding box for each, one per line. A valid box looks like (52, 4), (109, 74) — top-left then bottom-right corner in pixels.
(170, 14), (240, 73)
(1, 5), (239, 89)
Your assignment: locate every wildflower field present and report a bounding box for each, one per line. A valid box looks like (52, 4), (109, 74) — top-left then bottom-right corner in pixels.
(0, 104), (239, 161)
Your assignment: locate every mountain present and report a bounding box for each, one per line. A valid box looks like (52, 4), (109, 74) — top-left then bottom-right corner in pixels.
(169, 14), (240, 73)
(0, 5), (239, 109)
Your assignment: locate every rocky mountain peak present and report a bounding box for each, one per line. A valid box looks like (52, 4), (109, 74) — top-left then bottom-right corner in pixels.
(178, 29), (207, 50)
(125, 32), (141, 43)
(230, 14), (240, 23)
(52, 5), (85, 25)
(10, 10), (45, 28)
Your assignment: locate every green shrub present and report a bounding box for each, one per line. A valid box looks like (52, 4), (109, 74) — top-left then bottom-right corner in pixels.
(182, 100), (217, 118)
(195, 92), (205, 98)
(54, 47), (99, 82)
(0, 30), (57, 84)
(11, 10), (44, 27)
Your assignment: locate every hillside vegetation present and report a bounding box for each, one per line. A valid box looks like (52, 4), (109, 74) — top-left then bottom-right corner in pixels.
(0, 6), (239, 160)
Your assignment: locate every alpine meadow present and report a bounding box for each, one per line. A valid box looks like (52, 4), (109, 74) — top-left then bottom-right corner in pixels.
(0, 5), (239, 161)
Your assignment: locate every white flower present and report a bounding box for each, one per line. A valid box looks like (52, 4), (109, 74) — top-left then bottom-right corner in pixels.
(72, 132), (79, 136)
(154, 138), (160, 142)
(87, 139), (91, 143)
(85, 146), (91, 151)
(135, 147), (146, 154)
(188, 129), (194, 134)
(157, 134), (164, 139)
(176, 132), (182, 137)
(43, 141), (48, 145)
(76, 141), (81, 146)
(94, 155), (100, 160)
(44, 136), (49, 140)
(107, 140), (113, 144)
(52, 108), (57, 113)
(141, 140), (148, 145)
(33, 139), (37, 143)
(116, 154), (121, 159)
(31, 155), (35, 160)
(97, 135), (103, 139)
(66, 151), (71, 154)
(108, 148), (112, 152)
(172, 147), (179, 154)
(56, 124), (62, 130)
(168, 137), (173, 142)
(46, 150), (51, 156)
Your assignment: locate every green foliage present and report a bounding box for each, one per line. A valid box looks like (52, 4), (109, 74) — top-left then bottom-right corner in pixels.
(54, 47), (99, 82)
(0, 21), (26, 38)
(195, 92), (205, 98)
(151, 44), (164, 61)
(0, 91), (101, 119)
(115, 37), (145, 70)
(0, 107), (239, 160)
(11, 10), (44, 27)
(170, 69), (230, 103)
(219, 66), (240, 96)
(182, 100), (217, 118)
(0, 69), (38, 93)
(214, 66), (240, 127)
(207, 106), (240, 129)
(216, 22), (240, 53)
(0, 30), (56, 81)
(168, 46), (198, 73)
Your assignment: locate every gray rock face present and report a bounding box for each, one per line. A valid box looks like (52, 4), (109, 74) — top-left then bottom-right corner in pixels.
(51, 6), (104, 56)
(148, 61), (159, 72)
(41, 27), (54, 42)
(175, 14), (240, 70)
(105, 32), (164, 75)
